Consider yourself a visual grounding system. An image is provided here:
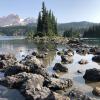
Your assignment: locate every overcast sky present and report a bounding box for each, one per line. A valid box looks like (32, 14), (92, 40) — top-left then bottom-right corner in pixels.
(0, 0), (100, 23)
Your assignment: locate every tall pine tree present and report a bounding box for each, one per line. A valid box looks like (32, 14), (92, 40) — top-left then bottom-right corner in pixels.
(36, 12), (43, 37)
(36, 2), (58, 37)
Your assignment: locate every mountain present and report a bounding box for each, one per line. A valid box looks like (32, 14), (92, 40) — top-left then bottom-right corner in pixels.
(0, 14), (37, 27)
(23, 17), (37, 25)
(0, 14), (98, 36)
(0, 14), (20, 27)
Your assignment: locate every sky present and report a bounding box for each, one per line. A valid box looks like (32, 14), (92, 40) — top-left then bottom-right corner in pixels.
(0, 0), (100, 23)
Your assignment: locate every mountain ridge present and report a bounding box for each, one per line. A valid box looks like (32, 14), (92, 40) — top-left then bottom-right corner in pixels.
(0, 14), (37, 27)
(0, 14), (98, 34)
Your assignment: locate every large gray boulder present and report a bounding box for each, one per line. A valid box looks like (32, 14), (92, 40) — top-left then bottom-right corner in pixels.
(46, 78), (73, 91)
(4, 63), (33, 76)
(0, 72), (44, 89)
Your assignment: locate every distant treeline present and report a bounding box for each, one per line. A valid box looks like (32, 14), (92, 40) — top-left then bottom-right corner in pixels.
(83, 24), (100, 38)
(0, 25), (36, 36)
(1, 23), (100, 38)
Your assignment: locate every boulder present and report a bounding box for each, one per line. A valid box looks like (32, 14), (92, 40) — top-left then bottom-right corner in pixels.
(78, 59), (88, 64)
(92, 56), (100, 63)
(32, 51), (46, 58)
(57, 51), (63, 55)
(0, 54), (16, 60)
(61, 55), (73, 64)
(50, 92), (70, 100)
(77, 70), (82, 74)
(89, 48), (97, 54)
(68, 88), (92, 100)
(21, 56), (45, 68)
(83, 68), (100, 82)
(52, 73), (59, 78)
(68, 39), (80, 44)
(0, 54), (17, 69)
(34, 68), (49, 79)
(4, 63), (33, 76)
(53, 63), (68, 72)
(36, 54), (46, 58)
(20, 76), (51, 100)
(89, 47), (100, 55)
(46, 78), (73, 91)
(32, 51), (38, 56)
(64, 49), (74, 56)
(92, 87), (100, 96)
(0, 72), (44, 89)
(76, 49), (88, 55)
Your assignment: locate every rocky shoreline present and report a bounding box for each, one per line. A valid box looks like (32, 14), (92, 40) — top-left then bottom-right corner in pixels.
(0, 38), (100, 100)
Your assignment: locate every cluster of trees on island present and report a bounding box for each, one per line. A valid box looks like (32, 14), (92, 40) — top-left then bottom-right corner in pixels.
(35, 2), (57, 37)
(0, 2), (100, 38)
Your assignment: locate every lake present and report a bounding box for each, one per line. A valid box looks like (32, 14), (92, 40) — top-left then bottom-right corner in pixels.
(0, 36), (100, 100)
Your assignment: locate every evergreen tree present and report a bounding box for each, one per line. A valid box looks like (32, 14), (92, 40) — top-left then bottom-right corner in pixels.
(36, 12), (43, 37)
(36, 2), (58, 37)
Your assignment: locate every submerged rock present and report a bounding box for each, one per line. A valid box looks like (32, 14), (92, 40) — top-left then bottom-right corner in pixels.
(77, 70), (82, 74)
(89, 47), (100, 55)
(61, 55), (73, 64)
(64, 49), (74, 56)
(68, 88), (92, 100)
(83, 68), (100, 82)
(53, 63), (68, 72)
(57, 51), (63, 55)
(92, 55), (100, 63)
(78, 59), (88, 64)
(0, 60), (6, 69)
(76, 49), (88, 55)
(51, 92), (70, 100)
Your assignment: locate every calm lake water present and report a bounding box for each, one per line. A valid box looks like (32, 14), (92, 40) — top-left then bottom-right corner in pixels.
(0, 36), (100, 100)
